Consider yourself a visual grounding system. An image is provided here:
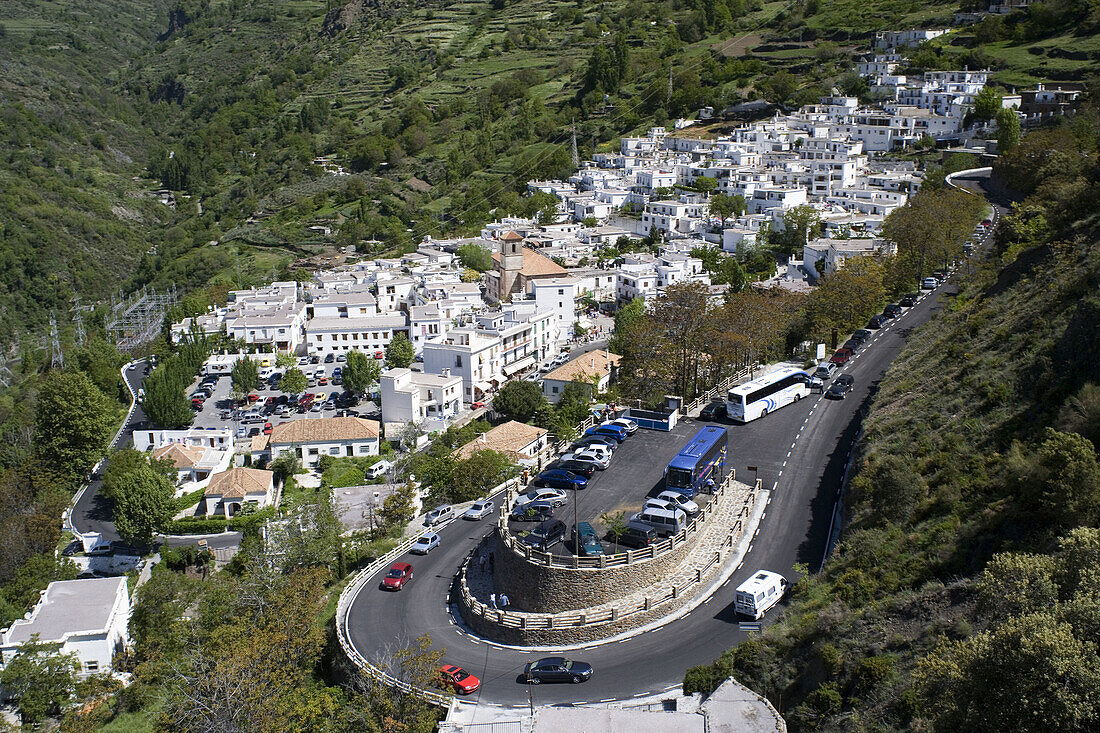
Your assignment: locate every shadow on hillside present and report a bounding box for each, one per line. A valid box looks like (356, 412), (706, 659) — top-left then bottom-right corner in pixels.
(793, 380), (881, 570)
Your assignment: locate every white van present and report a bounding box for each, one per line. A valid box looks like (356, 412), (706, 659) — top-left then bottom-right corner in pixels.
(366, 460), (393, 480)
(631, 506), (687, 537)
(735, 570), (789, 620)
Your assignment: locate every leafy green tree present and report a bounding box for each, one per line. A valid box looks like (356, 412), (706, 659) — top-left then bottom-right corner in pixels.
(758, 69), (797, 105)
(141, 362), (193, 428)
(385, 333), (415, 369)
(493, 380), (547, 421)
(695, 176), (717, 193)
(976, 552), (1059, 622)
(996, 107), (1021, 152)
(780, 205), (821, 255)
(916, 613), (1100, 732)
(972, 86), (1003, 121)
(609, 297), (646, 355)
(231, 357), (261, 395)
(450, 449), (517, 502)
(0, 635), (80, 725)
(113, 462), (176, 547)
(279, 367), (307, 394)
(1017, 428), (1100, 529)
(72, 338), (125, 401)
(269, 453), (301, 485)
(1056, 383), (1100, 450)
(344, 350), (381, 394)
(35, 370), (115, 480)
(710, 192), (746, 226)
(600, 510), (627, 552)
(380, 481), (417, 531)
(457, 243), (493, 272)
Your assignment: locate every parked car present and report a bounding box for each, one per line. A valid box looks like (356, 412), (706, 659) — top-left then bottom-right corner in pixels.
(263, 422), (273, 435)
(536, 469), (589, 490)
(410, 532), (440, 555)
(471, 401), (486, 409)
(523, 657), (594, 684)
(439, 665), (480, 695)
(572, 435), (617, 453)
(573, 521), (604, 556)
(867, 314), (889, 329)
(324, 353), (335, 363)
(656, 490), (700, 515)
(585, 425), (627, 443)
(829, 348), (853, 365)
(510, 501), (555, 522)
(515, 488), (568, 508)
(381, 562), (414, 590)
(336, 353), (346, 362)
(602, 417), (638, 434)
(899, 293), (918, 307)
(617, 521), (658, 549)
(549, 459), (596, 478)
(921, 277), (938, 290)
(813, 363), (838, 381)
(826, 374), (855, 399)
(463, 499), (495, 520)
(883, 303), (903, 318)
(842, 338), (863, 352)
(521, 519), (567, 551)
(852, 329), (873, 342)
(298, 356), (310, 366)
(569, 450), (610, 470)
(699, 401), (726, 421)
(424, 505), (455, 526)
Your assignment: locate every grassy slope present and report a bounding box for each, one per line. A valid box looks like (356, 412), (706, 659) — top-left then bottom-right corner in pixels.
(0, 1), (176, 340)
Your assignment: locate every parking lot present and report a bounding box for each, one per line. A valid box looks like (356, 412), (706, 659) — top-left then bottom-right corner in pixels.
(187, 356), (384, 449)
(506, 421), (721, 555)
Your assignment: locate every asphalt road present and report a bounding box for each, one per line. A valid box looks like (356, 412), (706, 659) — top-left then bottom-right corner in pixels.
(345, 283), (951, 707)
(70, 361), (150, 544)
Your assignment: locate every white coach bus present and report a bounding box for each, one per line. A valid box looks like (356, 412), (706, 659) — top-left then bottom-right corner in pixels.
(726, 367), (811, 423)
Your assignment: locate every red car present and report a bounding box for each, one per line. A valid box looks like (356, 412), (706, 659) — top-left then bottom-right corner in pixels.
(829, 348), (853, 365)
(263, 422), (273, 435)
(247, 393), (261, 403)
(374, 350), (384, 359)
(471, 401), (486, 409)
(317, 376), (328, 386)
(381, 562), (414, 590)
(439, 664), (481, 694)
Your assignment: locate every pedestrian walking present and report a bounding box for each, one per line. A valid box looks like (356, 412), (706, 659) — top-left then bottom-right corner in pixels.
(490, 593), (497, 609)
(499, 593), (510, 609)
(479, 555), (487, 573)
(705, 477), (715, 494)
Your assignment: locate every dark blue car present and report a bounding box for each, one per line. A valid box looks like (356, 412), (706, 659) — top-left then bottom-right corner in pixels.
(536, 469), (588, 490)
(584, 425), (627, 443)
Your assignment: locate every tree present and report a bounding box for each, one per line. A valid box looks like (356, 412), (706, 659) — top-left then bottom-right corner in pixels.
(380, 481), (417, 532)
(343, 350), (381, 394)
(450, 450), (517, 502)
(780, 205), (821, 255)
(278, 367), (307, 394)
(1057, 383), (1100, 450)
(385, 333), (415, 369)
(608, 297), (646, 355)
(113, 462), (176, 547)
(758, 69), (796, 105)
(600, 510), (627, 552)
(457, 243), (493, 272)
(1017, 428), (1100, 529)
(916, 613), (1100, 732)
(0, 635), (80, 724)
(972, 86), (1003, 121)
(231, 357), (261, 395)
(35, 370), (115, 480)
(996, 107), (1021, 152)
(710, 192), (745, 226)
(269, 453), (301, 485)
(976, 552), (1059, 622)
(493, 380), (546, 421)
(695, 176), (717, 193)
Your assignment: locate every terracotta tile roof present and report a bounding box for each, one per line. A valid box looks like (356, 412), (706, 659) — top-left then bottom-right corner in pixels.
(490, 247), (568, 278)
(204, 468), (273, 500)
(500, 230), (523, 241)
(250, 435), (269, 453)
(269, 416), (380, 445)
(454, 420), (547, 461)
(151, 443), (207, 469)
(544, 350), (621, 383)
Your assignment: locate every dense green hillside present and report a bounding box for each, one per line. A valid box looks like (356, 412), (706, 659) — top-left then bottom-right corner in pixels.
(684, 108), (1100, 731)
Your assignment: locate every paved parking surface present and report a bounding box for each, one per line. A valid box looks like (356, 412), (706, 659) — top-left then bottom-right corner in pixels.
(507, 422), (719, 552)
(188, 358), (383, 447)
